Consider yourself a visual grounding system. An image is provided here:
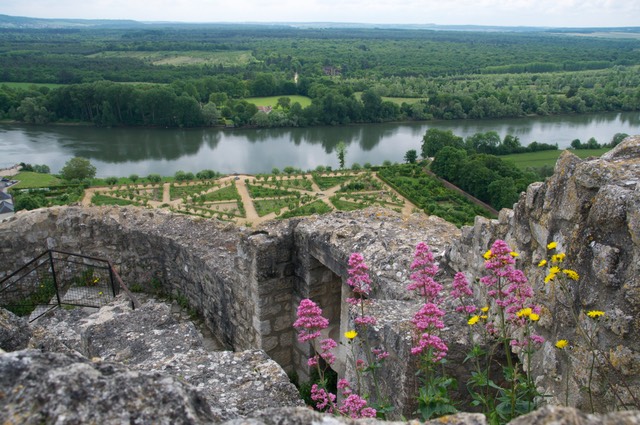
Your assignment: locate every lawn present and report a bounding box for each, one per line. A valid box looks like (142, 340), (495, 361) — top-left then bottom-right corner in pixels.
(245, 95), (312, 108)
(502, 148), (610, 169)
(12, 172), (63, 189)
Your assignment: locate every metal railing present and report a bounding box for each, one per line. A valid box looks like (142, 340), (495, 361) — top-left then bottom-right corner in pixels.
(0, 250), (138, 322)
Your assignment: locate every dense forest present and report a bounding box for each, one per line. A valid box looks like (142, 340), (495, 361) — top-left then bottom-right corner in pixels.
(1, 24), (639, 127)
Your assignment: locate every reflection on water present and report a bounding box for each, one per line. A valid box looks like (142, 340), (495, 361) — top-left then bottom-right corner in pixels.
(0, 112), (638, 176)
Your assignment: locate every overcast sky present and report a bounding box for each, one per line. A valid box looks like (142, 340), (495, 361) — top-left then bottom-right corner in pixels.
(3, 0), (639, 27)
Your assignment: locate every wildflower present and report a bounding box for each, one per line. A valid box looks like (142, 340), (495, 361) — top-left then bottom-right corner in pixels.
(547, 241), (558, 250)
(372, 348), (389, 361)
(481, 306), (489, 313)
(587, 310), (605, 319)
(562, 269), (579, 281)
(320, 338), (337, 365)
(517, 307), (532, 318)
(483, 250), (493, 260)
(551, 253), (566, 263)
(311, 384), (336, 412)
(293, 299), (329, 342)
(355, 315), (377, 326)
(344, 330), (357, 340)
(529, 313), (540, 321)
(468, 315), (480, 325)
(480, 315), (488, 320)
(408, 242), (442, 302)
(555, 339), (569, 349)
(538, 259), (547, 267)
(411, 333), (448, 361)
(510, 251), (519, 258)
(347, 253), (372, 297)
(412, 303), (445, 331)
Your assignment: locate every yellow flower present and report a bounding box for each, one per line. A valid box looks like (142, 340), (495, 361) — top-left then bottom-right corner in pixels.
(345, 330), (358, 340)
(547, 241), (558, 250)
(510, 251), (519, 258)
(562, 269), (579, 281)
(468, 315), (480, 325)
(483, 250), (492, 260)
(517, 308), (532, 318)
(555, 339), (568, 349)
(550, 266), (561, 274)
(538, 259), (547, 267)
(481, 306), (489, 313)
(587, 310), (605, 319)
(529, 313), (540, 321)
(480, 315), (488, 320)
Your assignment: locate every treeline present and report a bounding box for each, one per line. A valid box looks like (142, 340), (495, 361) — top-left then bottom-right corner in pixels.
(2, 68), (640, 128)
(422, 128), (550, 209)
(1, 25), (640, 127)
(421, 128), (558, 158)
(2, 27), (640, 82)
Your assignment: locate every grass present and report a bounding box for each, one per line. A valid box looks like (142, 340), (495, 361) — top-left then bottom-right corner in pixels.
(247, 183), (294, 198)
(87, 50), (257, 67)
(245, 95), (312, 108)
(254, 197), (297, 217)
(502, 148), (610, 169)
(312, 174), (354, 190)
(170, 182), (217, 200)
(201, 184), (240, 201)
(353, 92), (425, 105)
(12, 172), (63, 189)
(91, 194), (140, 206)
(280, 200), (332, 219)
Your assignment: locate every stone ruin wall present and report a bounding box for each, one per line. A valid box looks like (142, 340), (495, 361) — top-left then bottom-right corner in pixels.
(445, 136), (640, 411)
(1, 136), (639, 417)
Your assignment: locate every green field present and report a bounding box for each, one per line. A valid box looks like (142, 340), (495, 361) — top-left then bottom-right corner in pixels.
(0, 82), (64, 89)
(246, 95), (312, 108)
(353, 92), (425, 105)
(12, 172), (63, 189)
(502, 148), (611, 169)
(87, 50), (258, 67)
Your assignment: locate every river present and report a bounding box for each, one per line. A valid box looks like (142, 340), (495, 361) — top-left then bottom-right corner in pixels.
(1, 112), (639, 177)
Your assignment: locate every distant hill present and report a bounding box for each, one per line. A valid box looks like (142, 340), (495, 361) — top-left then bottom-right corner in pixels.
(0, 14), (141, 29)
(0, 14), (639, 35)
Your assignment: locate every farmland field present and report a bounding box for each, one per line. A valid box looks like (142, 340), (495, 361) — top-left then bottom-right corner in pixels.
(87, 50), (258, 67)
(502, 148), (610, 169)
(246, 95), (312, 108)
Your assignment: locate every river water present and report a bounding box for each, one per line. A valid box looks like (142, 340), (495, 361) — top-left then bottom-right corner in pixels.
(1, 112), (638, 176)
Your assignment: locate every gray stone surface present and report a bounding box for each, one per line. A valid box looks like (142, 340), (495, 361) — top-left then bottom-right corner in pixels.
(0, 349), (215, 425)
(445, 136), (640, 411)
(0, 307), (31, 351)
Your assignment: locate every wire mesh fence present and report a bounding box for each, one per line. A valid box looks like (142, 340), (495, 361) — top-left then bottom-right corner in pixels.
(0, 250), (123, 322)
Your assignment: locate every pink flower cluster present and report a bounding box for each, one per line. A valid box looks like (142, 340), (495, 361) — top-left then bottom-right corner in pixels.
(293, 298), (329, 342)
(337, 379), (377, 418)
(347, 252), (372, 299)
(408, 242), (443, 302)
(408, 242), (449, 361)
(481, 240), (544, 346)
(451, 272), (477, 315)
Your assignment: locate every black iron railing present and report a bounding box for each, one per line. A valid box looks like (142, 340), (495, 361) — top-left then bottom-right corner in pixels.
(0, 250), (138, 322)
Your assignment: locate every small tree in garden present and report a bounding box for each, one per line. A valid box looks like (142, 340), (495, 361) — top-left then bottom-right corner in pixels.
(60, 157), (96, 181)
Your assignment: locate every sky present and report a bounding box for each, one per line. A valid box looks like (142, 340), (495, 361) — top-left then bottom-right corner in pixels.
(2, 0), (639, 28)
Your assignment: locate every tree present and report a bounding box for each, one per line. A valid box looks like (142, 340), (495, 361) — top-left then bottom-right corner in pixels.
(421, 128), (464, 158)
(431, 147), (468, 182)
(404, 149), (418, 164)
(60, 157), (96, 181)
(336, 141), (347, 169)
(147, 174), (162, 183)
(105, 177), (118, 185)
(610, 133), (629, 147)
(129, 174), (139, 183)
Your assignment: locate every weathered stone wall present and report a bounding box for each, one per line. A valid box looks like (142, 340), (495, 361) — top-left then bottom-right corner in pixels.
(0, 208), (259, 351)
(0, 205), (462, 418)
(445, 136), (640, 411)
